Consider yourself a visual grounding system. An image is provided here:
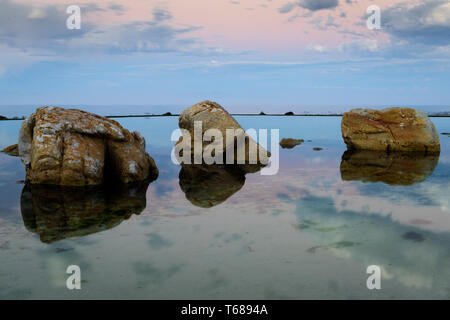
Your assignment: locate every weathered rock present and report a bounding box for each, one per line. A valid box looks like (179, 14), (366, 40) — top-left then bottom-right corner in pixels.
(20, 180), (150, 243)
(1, 144), (19, 156)
(179, 164), (246, 208)
(342, 108), (440, 153)
(280, 138), (304, 149)
(340, 150), (439, 185)
(176, 101), (270, 172)
(18, 106), (158, 186)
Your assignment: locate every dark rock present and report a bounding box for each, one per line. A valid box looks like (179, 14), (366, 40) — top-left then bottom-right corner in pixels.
(340, 150), (439, 186)
(402, 231), (425, 242)
(284, 111), (294, 116)
(179, 164), (249, 208)
(1, 144), (19, 157)
(20, 179), (152, 243)
(280, 138), (304, 149)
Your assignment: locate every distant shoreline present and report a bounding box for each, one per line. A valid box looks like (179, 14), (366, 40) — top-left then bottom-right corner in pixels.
(1, 114), (450, 121)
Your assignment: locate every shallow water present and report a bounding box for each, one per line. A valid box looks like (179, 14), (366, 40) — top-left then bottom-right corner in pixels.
(0, 116), (449, 299)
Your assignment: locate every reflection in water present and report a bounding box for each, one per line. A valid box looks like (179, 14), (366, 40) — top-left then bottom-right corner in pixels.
(179, 164), (249, 208)
(292, 194), (450, 295)
(20, 180), (152, 243)
(340, 150), (439, 185)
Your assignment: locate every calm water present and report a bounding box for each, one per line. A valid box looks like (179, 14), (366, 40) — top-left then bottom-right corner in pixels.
(0, 116), (450, 299)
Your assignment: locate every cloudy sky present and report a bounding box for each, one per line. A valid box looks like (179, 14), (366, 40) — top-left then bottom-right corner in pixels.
(0, 0), (449, 110)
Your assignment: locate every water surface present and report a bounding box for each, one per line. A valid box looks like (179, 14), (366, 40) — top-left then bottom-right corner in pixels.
(1, 116), (449, 299)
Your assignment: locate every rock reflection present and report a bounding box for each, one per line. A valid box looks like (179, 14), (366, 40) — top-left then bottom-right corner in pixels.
(20, 180), (152, 243)
(179, 164), (251, 208)
(340, 150), (439, 185)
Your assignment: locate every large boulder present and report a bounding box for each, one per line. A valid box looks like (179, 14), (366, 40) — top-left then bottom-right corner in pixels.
(341, 108), (440, 153)
(175, 101), (270, 173)
(18, 106), (158, 186)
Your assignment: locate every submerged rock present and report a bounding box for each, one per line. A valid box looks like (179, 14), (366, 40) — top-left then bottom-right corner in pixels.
(176, 101), (270, 173)
(340, 150), (439, 185)
(20, 180), (151, 243)
(18, 106), (158, 186)
(1, 144), (19, 157)
(179, 164), (247, 208)
(279, 138), (304, 149)
(342, 108), (440, 153)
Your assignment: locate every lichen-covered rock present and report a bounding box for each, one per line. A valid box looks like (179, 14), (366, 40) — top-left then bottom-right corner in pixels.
(18, 106), (158, 186)
(340, 150), (439, 186)
(20, 180), (150, 243)
(1, 144), (19, 156)
(176, 101), (270, 172)
(342, 108), (440, 153)
(279, 138), (304, 149)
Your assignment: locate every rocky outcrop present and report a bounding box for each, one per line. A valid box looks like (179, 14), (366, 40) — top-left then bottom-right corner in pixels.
(0, 116), (7, 120)
(175, 101), (270, 173)
(342, 108), (440, 153)
(340, 150), (439, 186)
(1, 144), (19, 156)
(279, 138), (304, 149)
(20, 180), (151, 243)
(18, 106), (158, 186)
(179, 164), (246, 208)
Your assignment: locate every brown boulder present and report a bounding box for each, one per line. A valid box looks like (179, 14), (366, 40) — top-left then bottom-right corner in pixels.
(340, 150), (439, 186)
(176, 101), (270, 172)
(1, 144), (19, 156)
(342, 108), (440, 153)
(279, 138), (304, 149)
(18, 106), (158, 186)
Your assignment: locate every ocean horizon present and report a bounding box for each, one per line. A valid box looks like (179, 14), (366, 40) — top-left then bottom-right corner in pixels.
(1, 104), (450, 118)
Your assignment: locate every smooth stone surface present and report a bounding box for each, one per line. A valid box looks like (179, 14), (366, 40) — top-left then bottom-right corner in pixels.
(342, 108), (440, 153)
(340, 150), (439, 185)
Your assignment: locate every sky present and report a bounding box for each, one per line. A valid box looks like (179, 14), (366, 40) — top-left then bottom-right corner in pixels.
(0, 0), (449, 111)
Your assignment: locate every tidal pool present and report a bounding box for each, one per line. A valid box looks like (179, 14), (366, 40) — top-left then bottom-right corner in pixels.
(0, 116), (449, 299)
